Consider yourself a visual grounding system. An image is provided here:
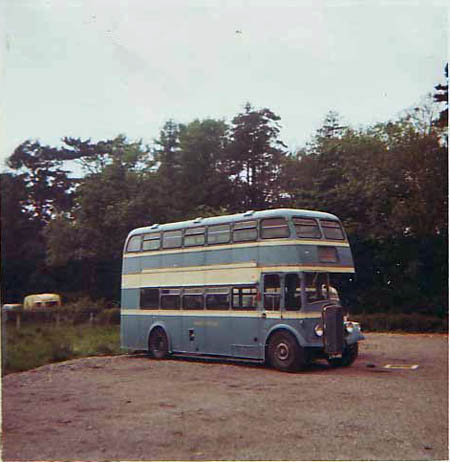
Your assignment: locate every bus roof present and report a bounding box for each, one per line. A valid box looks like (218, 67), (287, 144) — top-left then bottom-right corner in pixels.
(128, 208), (340, 237)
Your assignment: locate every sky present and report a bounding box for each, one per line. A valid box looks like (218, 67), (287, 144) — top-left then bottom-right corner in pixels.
(1, 0), (447, 168)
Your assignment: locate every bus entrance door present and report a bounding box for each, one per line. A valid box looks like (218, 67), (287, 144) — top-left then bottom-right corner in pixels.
(229, 286), (261, 359)
(261, 273), (283, 341)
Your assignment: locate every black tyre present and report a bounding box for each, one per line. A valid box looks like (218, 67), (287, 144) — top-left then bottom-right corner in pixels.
(267, 331), (306, 372)
(148, 328), (169, 359)
(327, 342), (358, 367)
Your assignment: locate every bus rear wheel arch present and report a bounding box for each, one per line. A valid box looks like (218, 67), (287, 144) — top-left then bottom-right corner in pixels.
(266, 330), (307, 372)
(148, 327), (169, 359)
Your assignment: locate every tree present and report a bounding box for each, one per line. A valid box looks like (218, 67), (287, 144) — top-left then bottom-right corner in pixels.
(433, 63), (448, 129)
(7, 140), (74, 222)
(0, 173), (49, 301)
(152, 120), (186, 221)
(44, 137), (158, 300)
(176, 119), (232, 216)
(227, 103), (288, 211)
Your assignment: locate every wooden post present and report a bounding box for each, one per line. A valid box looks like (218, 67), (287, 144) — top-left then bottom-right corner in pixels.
(16, 311), (21, 330)
(2, 309), (7, 374)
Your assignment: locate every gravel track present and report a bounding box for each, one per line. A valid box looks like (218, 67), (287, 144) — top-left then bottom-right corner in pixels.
(2, 333), (448, 461)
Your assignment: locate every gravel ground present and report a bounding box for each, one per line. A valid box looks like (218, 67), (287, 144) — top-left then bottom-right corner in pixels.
(2, 332), (448, 461)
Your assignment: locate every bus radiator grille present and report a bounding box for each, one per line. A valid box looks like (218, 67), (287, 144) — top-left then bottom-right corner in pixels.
(322, 305), (344, 355)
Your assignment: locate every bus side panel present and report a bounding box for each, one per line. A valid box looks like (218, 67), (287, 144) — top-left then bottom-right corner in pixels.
(121, 288), (140, 309)
(203, 315), (232, 356)
(258, 245), (299, 266)
(122, 256), (141, 274)
(230, 315), (264, 359)
(121, 314), (145, 350)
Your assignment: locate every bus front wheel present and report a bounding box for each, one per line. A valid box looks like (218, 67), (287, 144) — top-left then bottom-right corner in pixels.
(267, 331), (306, 372)
(148, 328), (169, 359)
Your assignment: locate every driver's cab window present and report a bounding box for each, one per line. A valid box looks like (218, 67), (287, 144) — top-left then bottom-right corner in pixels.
(305, 272), (329, 303)
(285, 273), (301, 311)
(263, 274), (281, 311)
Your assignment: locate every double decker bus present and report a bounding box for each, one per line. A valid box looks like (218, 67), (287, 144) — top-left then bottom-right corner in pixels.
(121, 208), (364, 371)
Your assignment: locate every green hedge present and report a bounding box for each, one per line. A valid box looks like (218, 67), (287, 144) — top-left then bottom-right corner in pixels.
(352, 313), (448, 333)
(6, 298), (121, 325)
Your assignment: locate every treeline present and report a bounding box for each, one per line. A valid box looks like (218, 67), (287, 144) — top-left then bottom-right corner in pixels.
(1, 73), (448, 317)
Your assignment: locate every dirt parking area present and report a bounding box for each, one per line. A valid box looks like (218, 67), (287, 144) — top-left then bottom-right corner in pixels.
(2, 333), (448, 461)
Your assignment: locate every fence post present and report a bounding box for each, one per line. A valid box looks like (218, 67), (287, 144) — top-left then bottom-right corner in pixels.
(16, 311), (21, 330)
(2, 310), (7, 374)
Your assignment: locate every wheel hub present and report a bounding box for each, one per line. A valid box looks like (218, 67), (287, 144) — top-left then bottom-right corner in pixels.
(276, 342), (290, 361)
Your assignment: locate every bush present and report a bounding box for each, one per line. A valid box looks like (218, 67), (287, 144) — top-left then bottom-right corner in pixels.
(352, 312), (448, 333)
(96, 308), (121, 325)
(59, 297), (109, 324)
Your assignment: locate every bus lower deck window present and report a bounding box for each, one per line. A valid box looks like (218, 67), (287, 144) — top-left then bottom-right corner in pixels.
(285, 274), (301, 311)
(160, 290), (181, 309)
(232, 287), (257, 310)
(263, 274), (281, 311)
(305, 273), (329, 302)
(205, 288), (230, 310)
(183, 294), (204, 310)
(140, 288), (159, 309)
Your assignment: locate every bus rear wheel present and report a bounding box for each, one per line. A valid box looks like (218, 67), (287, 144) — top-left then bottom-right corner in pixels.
(267, 331), (305, 372)
(327, 342), (358, 367)
(148, 328), (169, 359)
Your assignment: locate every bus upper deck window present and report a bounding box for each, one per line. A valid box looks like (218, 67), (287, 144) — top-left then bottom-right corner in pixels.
(162, 230), (182, 249)
(233, 220), (257, 242)
(142, 233), (161, 251)
(320, 220), (345, 240)
(260, 218), (290, 239)
(293, 218), (321, 239)
(207, 224), (231, 245)
(184, 227), (206, 247)
(126, 235), (142, 252)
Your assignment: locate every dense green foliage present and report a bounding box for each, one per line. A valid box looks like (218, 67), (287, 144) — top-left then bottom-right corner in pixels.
(1, 68), (448, 320)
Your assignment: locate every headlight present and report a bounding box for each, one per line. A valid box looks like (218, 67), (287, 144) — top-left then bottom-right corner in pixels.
(345, 322), (354, 334)
(314, 324), (324, 337)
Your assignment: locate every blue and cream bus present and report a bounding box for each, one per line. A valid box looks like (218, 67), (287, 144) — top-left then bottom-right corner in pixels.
(121, 208), (364, 371)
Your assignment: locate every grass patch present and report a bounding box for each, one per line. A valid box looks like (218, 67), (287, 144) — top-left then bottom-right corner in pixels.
(2, 323), (122, 375)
